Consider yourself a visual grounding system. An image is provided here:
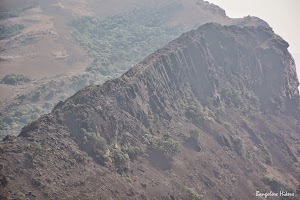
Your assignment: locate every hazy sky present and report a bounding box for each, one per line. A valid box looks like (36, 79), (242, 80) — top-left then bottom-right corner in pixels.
(208, 0), (300, 76)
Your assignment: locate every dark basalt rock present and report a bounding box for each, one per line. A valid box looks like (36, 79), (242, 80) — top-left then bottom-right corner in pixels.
(0, 23), (299, 200)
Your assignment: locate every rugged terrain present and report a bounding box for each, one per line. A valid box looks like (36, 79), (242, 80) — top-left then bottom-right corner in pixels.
(0, 23), (299, 199)
(0, 0), (270, 138)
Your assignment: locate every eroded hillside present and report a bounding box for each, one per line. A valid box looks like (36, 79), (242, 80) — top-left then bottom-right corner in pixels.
(0, 23), (299, 200)
(0, 0), (270, 138)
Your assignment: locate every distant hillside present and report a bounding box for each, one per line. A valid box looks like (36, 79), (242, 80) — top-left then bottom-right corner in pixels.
(0, 23), (299, 199)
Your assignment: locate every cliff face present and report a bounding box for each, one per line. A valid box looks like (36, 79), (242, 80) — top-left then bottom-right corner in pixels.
(59, 23), (299, 136)
(1, 23), (300, 200)
(0, 0), (271, 139)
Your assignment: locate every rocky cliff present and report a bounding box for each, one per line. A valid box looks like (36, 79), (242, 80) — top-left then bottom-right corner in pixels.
(0, 0), (272, 139)
(0, 23), (300, 200)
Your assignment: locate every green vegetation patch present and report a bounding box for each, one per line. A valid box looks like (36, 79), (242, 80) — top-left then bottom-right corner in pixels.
(0, 24), (24, 40)
(146, 134), (180, 159)
(185, 104), (215, 123)
(70, 3), (185, 77)
(0, 104), (42, 139)
(1, 74), (31, 85)
(0, 73), (107, 139)
(186, 129), (202, 152)
(75, 128), (180, 169)
(77, 129), (145, 167)
(0, 2), (37, 20)
(186, 187), (205, 200)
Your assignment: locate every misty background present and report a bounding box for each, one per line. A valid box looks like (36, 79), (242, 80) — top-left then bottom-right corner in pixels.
(208, 0), (300, 77)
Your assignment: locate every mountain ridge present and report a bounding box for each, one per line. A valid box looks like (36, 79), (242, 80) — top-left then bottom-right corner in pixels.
(0, 0), (273, 138)
(1, 22), (300, 199)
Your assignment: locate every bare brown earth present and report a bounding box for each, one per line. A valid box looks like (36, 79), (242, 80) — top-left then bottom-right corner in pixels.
(0, 23), (299, 199)
(0, 85), (13, 101)
(0, 0), (89, 80)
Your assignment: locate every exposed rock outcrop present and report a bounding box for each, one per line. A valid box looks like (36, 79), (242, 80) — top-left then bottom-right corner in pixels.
(1, 23), (299, 200)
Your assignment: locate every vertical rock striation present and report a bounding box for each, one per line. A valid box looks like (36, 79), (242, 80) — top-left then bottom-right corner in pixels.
(1, 23), (300, 199)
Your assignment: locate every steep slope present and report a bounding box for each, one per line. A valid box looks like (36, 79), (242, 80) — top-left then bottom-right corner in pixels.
(0, 0), (271, 138)
(1, 23), (300, 200)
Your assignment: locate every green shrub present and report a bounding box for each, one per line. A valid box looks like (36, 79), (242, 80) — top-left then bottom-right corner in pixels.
(265, 154), (273, 165)
(186, 188), (204, 200)
(223, 122), (233, 131)
(148, 134), (180, 158)
(233, 137), (244, 156)
(32, 141), (43, 158)
(111, 149), (129, 165)
(185, 105), (216, 124)
(95, 106), (103, 112)
(32, 90), (42, 101)
(1, 74), (30, 85)
(189, 129), (200, 140)
(187, 129), (202, 152)
(71, 74), (90, 90)
(81, 130), (107, 151)
(73, 152), (85, 163)
(264, 147), (273, 165)
(45, 89), (56, 100)
(185, 105), (199, 119)
(14, 191), (26, 198)
(43, 102), (52, 110)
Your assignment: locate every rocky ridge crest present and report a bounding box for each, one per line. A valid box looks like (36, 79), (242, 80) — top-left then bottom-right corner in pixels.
(1, 23), (300, 200)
